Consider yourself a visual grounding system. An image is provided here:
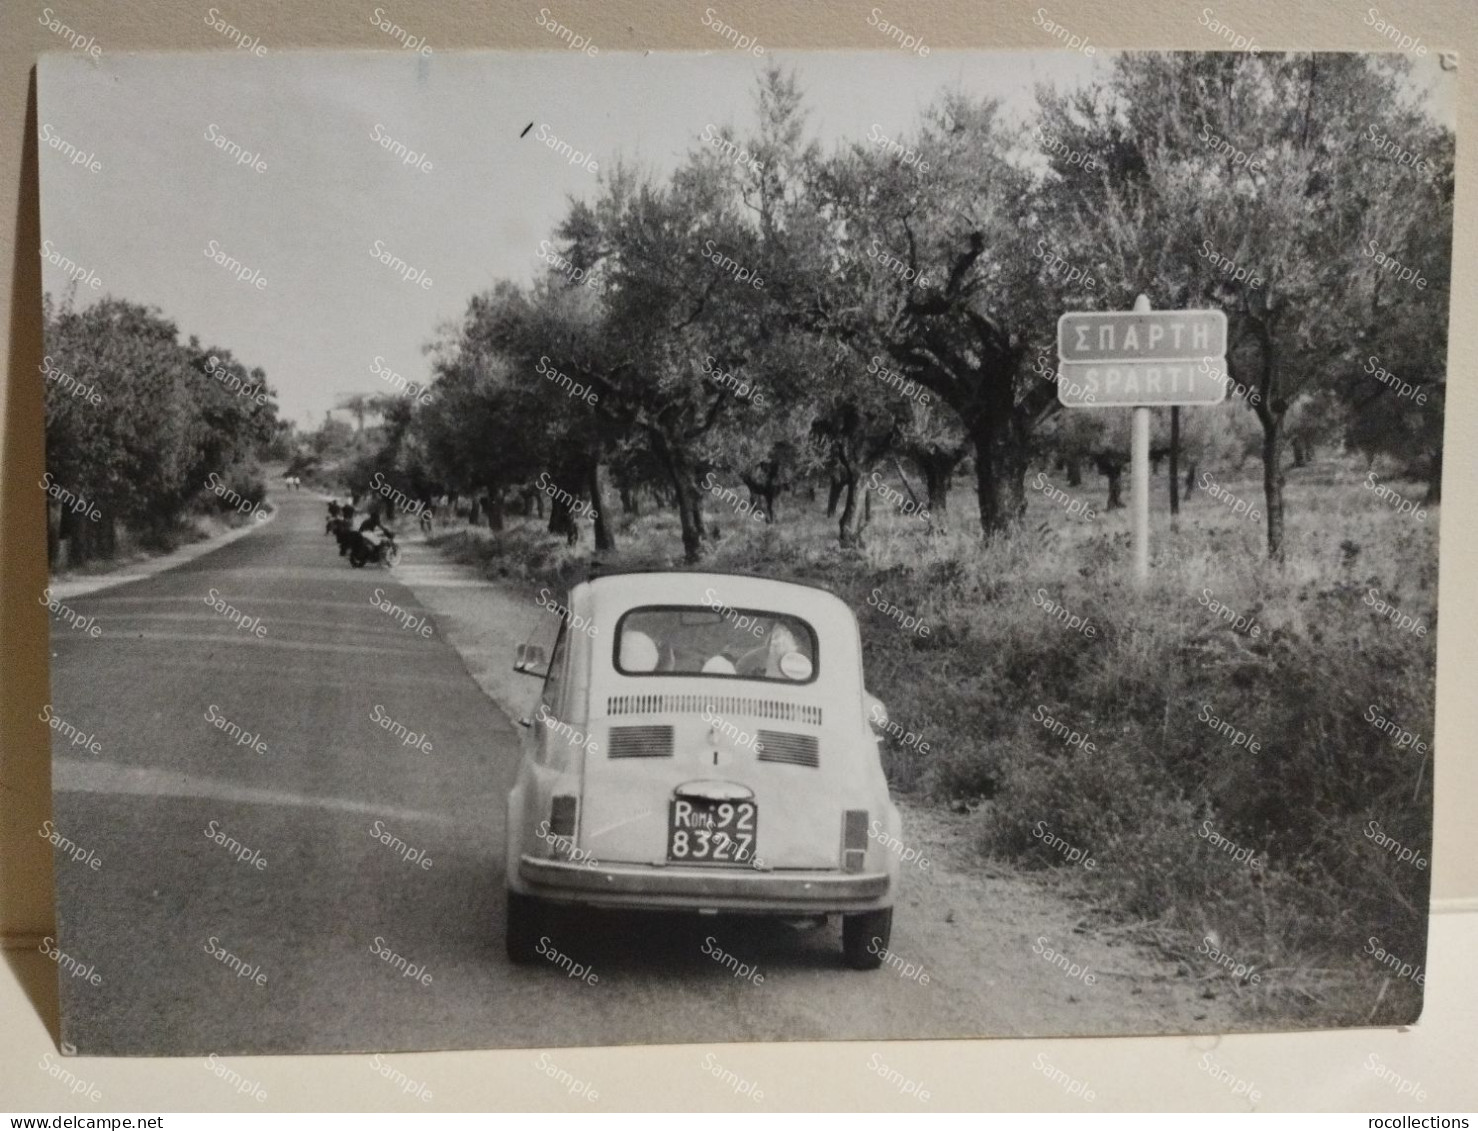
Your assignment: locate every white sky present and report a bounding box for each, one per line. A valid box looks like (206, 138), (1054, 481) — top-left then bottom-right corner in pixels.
(37, 49), (1452, 428)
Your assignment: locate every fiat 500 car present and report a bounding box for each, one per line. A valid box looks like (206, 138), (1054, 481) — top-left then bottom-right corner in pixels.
(505, 570), (902, 969)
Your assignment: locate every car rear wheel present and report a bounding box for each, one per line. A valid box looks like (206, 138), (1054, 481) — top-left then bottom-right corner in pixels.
(505, 889), (546, 965)
(841, 907), (893, 969)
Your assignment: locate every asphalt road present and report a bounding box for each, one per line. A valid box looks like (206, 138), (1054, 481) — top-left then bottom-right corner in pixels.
(47, 489), (1229, 1061)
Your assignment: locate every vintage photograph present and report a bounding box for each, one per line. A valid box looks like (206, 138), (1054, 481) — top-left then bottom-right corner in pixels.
(37, 31), (1449, 1063)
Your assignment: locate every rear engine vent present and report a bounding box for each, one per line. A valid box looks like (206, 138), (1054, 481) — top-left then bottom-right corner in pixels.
(607, 694), (822, 727)
(607, 725), (674, 759)
(755, 730), (820, 768)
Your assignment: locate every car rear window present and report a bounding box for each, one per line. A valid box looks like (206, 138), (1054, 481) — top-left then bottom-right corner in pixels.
(615, 601), (818, 683)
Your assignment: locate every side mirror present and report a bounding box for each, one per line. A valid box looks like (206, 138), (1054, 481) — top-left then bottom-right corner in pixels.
(514, 643), (549, 677)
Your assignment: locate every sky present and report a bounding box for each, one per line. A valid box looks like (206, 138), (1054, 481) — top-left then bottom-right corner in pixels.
(37, 47), (1452, 429)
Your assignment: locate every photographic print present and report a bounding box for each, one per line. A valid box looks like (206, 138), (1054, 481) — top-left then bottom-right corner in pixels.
(36, 30), (1450, 1062)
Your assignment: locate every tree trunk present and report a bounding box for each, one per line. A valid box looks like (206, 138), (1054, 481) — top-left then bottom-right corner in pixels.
(486, 486), (505, 532)
(826, 474), (844, 518)
(837, 471), (869, 548)
(588, 462), (614, 551)
(1185, 461), (1198, 499)
(619, 485), (639, 516)
(1105, 467), (1124, 510)
(1291, 439), (1309, 468)
(968, 416), (1028, 536)
(1064, 457), (1082, 488)
(651, 429), (705, 563)
(1262, 417), (1287, 562)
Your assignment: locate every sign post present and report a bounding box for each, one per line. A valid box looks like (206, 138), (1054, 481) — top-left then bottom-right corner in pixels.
(1057, 296), (1228, 586)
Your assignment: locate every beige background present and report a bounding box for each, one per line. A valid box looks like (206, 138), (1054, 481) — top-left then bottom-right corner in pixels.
(1, 0), (1474, 1111)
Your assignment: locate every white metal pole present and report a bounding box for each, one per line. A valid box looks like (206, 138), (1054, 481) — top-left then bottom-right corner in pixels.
(1132, 293), (1151, 586)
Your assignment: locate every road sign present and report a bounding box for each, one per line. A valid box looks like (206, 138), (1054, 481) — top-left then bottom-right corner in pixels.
(1056, 359), (1228, 408)
(1057, 309), (1226, 363)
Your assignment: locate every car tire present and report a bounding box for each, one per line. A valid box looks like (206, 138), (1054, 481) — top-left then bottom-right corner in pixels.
(841, 907), (892, 970)
(505, 889), (546, 965)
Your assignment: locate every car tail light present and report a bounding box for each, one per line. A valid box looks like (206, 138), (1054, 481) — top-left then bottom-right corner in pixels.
(842, 809), (868, 873)
(549, 795), (577, 839)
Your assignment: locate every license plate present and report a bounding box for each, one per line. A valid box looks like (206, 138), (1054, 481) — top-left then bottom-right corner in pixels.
(668, 798), (757, 865)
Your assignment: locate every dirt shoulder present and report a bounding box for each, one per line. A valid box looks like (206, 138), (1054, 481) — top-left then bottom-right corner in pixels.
(391, 532), (1245, 1038)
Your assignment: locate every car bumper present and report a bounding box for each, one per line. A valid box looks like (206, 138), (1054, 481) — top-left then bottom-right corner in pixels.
(518, 855), (892, 913)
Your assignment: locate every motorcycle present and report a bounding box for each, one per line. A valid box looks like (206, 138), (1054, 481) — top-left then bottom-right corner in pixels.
(349, 527), (399, 568)
(327, 515), (356, 556)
